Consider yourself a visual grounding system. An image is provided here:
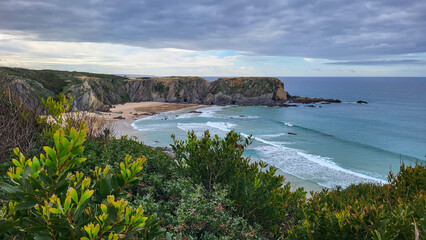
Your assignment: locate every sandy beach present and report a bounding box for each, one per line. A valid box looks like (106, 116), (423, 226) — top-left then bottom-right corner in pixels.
(101, 101), (201, 139)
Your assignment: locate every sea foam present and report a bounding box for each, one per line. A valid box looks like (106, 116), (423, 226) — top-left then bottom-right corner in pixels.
(249, 135), (387, 188)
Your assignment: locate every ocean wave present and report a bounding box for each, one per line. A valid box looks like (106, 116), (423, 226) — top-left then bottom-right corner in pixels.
(176, 113), (199, 119)
(258, 133), (291, 139)
(252, 142), (387, 188)
(199, 105), (227, 118)
(283, 122), (293, 127)
(206, 121), (237, 132)
(177, 123), (208, 132)
(176, 122), (236, 137)
(240, 132), (387, 188)
(278, 122), (420, 161)
(132, 123), (175, 132)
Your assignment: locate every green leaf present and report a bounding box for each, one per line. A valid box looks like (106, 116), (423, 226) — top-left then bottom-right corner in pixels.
(107, 205), (118, 222)
(43, 146), (57, 161)
(78, 190), (94, 208)
(0, 182), (20, 193)
(12, 159), (22, 167)
(49, 208), (63, 214)
(15, 200), (38, 210)
(100, 179), (110, 198)
(68, 187), (79, 203)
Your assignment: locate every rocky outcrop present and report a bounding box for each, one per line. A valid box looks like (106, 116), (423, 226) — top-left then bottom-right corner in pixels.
(0, 73), (54, 111)
(67, 77), (127, 111)
(125, 77), (209, 103)
(203, 77), (288, 105)
(288, 96), (341, 104)
(124, 76), (288, 106)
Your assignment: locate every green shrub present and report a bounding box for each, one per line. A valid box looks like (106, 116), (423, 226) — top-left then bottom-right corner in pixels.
(286, 164), (425, 240)
(172, 130), (305, 236)
(169, 185), (265, 239)
(0, 124), (162, 239)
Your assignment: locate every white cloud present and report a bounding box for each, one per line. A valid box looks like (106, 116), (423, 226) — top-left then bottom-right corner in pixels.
(0, 32), (243, 76)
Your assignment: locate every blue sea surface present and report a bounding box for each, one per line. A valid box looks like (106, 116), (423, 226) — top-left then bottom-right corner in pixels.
(131, 77), (426, 188)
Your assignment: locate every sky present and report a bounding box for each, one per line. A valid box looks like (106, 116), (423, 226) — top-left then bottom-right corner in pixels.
(0, 0), (425, 76)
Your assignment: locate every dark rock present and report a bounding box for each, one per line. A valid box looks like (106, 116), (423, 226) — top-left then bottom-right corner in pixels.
(288, 132), (297, 135)
(113, 116), (125, 119)
(189, 110), (202, 113)
(279, 103), (298, 107)
(306, 105), (316, 108)
(289, 96), (341, 104)
(356, 100), (368, 104)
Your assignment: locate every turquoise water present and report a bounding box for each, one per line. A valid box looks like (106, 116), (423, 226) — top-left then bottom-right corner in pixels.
(131, 77), (426, 188)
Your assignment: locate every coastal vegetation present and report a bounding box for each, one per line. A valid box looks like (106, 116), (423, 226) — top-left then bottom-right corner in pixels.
(0, 82), (425, 239)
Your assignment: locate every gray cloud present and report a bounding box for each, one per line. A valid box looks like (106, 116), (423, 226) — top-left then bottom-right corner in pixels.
(326, 59), (426, 65)
(0, 0), (425, 60)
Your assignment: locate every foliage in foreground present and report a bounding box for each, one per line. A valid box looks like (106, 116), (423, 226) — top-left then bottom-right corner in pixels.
(286, 163), (425, 240)
(172, 130), (305, 236)
(0, 124), (160, 239)
(82, 136), (265, 239)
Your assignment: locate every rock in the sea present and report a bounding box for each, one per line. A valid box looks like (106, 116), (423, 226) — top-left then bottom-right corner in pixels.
(356, 100), (368, 104)
(189, 110), (202, 113)
(289, 96), (341, 104)
(288, 132), (297, 135)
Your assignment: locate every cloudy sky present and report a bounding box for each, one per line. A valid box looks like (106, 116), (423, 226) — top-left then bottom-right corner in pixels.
(0, 0), (425, 76)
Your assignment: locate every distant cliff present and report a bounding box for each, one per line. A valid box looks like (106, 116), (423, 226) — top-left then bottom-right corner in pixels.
(0, 67), (324, 111)
(205, 77), (287, 105)
(126, 77), (209, 104)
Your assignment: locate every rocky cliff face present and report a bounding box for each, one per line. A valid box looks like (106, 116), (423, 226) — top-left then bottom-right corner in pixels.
(67, 76), (127, 111)
(125, 77), (209, 103)
(125, 77), (288, 106)
(204, 77), (288, 105)
(0, 69), (54, 111)
(1, 67), (292, 111)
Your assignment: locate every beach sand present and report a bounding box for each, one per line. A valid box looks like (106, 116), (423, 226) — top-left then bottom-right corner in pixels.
(100, 102), (199, 122)
(102, 102), (201, 139)
(106, 101), (323, 195)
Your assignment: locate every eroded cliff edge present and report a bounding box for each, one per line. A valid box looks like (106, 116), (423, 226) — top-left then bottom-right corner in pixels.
(1, 67), (331, 112)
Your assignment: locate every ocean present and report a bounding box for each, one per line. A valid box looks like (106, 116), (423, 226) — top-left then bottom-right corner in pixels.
(131, 77), (426, 189)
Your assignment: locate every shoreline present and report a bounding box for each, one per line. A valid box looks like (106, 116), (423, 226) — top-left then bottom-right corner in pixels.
(106, 101), (324, 195)
(107, 102), (203, 139)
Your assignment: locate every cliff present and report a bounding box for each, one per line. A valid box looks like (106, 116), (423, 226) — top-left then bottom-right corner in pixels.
(125, 77), (209, 103)
(204, 77), (288, 105)
(0, 67), (314, 111)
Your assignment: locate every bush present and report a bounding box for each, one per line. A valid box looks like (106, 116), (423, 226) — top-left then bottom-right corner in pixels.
(0, 124), (163, 239)
(82, 135), (266, 239)
(172, 130), (305, 236)
(286, 163), (426, 240)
